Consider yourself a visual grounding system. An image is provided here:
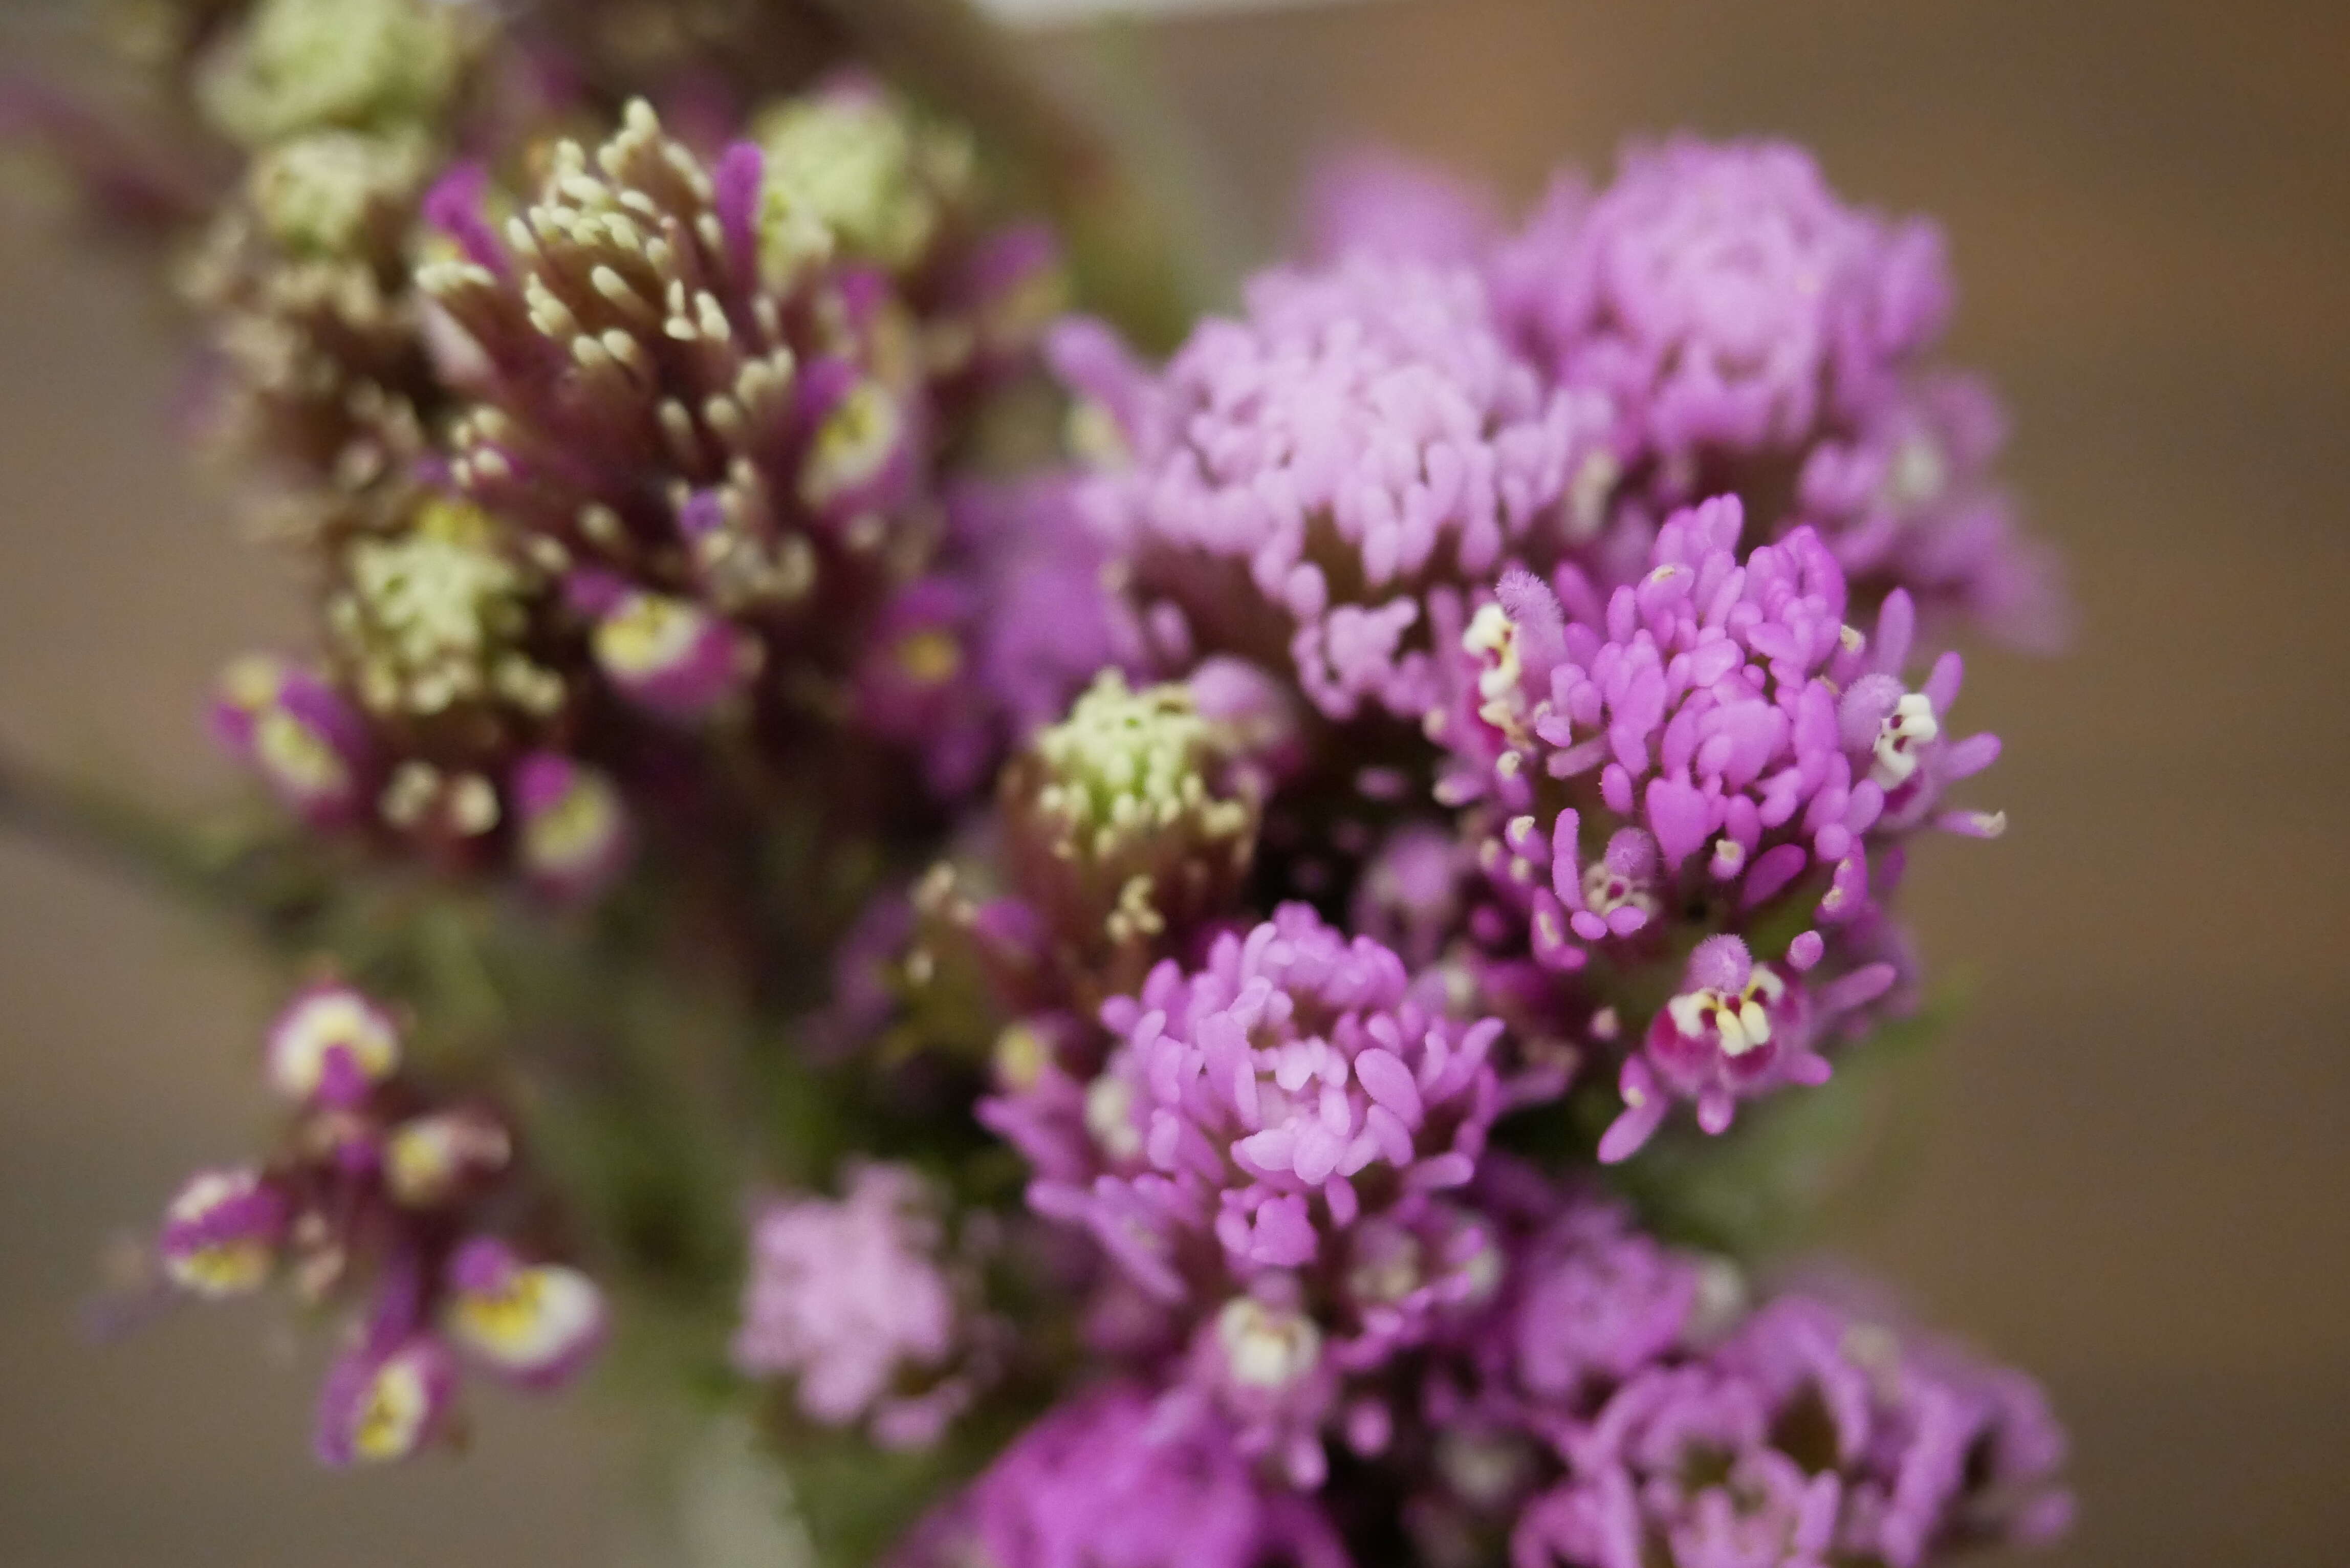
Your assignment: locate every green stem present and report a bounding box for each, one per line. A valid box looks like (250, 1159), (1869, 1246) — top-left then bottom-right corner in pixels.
(0, 741), (354, 956)
(0, 743), (211, 897)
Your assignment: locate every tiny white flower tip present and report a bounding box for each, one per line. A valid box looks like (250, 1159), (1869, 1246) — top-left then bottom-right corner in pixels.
(1214, 1296), (1321, 1391)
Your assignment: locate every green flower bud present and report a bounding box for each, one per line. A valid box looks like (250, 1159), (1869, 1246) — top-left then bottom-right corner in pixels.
(1006, 671), (1260, 989)
(196, 0), (474, 148)
(753, 86), (975, 277)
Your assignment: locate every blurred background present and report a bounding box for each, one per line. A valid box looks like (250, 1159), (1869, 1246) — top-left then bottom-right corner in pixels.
(2, 0), (2344, 1562)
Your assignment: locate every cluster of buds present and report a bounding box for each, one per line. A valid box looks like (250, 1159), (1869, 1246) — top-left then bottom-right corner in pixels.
(154, 981), (605, 1464)
(211, 641), (634, 898)
(170, 0), (495, 536)
(867, 659), (1283, 1071)
(419, 90), (1062, 756)
(997, 668), (1270, 992)
(193, 78), (1082, 896)
(1364, 1174), (2072, 1568)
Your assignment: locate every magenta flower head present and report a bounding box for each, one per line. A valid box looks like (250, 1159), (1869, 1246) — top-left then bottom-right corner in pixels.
(158, 1167), (288, 1298)
(1714, 1294), (2073, 1565)
(1431, 497), (1990, 1152)
(510, 751), (632, 904)
(1042, 903), (1506, 1298)
(890, 1385), (1352, 1568)
(1065, 253), (1607, 721)
(1796, 371), (2070, 648)
(733, 1163), (974, 1450)
(440, 1237), (606, 1390)
(946, 474), (1144, 746)
(939, 222), (1068, 379)
(1500, 1186), (1708, 1404)
(1506, 1279), (2069, 1568)
(1514, 1360), (1836, 1568)
(265, 981), (402, 1108)
(1496, 137), (2062, 645)
(211, 655), (374, 826)
(1350, 823), (1474, 968)
(1181, 1279), (1345, 1488)
(315, 1331), (459, 1468)
(792, 353), (922, 528)
(1513, 136), (1947, 461)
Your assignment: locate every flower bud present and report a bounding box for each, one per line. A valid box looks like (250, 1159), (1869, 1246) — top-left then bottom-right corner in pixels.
(159, 1168), (287, 1298)
(211, 656), (374, 825)
(265, 982), (401, 1107)
(441, 1238), (606, 1389)
(511, 753), (631, 903)
(314, 1334), (455, 1467)
(1002, 671), (1261, 984)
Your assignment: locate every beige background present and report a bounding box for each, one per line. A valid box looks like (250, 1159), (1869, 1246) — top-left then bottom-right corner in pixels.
(3, 0), (2345, 1561)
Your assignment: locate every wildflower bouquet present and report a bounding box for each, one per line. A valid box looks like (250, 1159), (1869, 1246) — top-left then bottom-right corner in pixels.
(10, 1), (2073, 1563)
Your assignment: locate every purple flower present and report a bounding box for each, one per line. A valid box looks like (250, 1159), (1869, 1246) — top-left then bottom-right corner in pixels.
(264, 981), (402, 1108)
(315, 1329), (458, 1468)
(733, 1163), (974, 1449)
(1350, 823), (1474, 969)
(440, 1236), (606, 1389)
(847, 576), (993, 796)
(158, 981), (601, 1464)
(1067, 254), (1607, 720)
(1597, 935), (1840, 1160)
(1508, 1290), (2069, 1568)
(1795, 372), (2069, 649)
(381, 1106), (511, 1208)
(1430, 497), (1991, 1152)
(891, 1385), (1352, 1568)
(947, 474), (1143, 745)
(510, 751), (632, 903)
(1512, 136), (1946, 462)
(805, 885), (920, 1061)
(1037, 904), (1505, 1296)
(1502, 1188), (1705, 1405)
(159, 1167), (288, 1298)
(1177, 1279), (1344, 1487)
(1715, 1295), (2072, 1565)
(1496, 137), (2062, 647)
(1514, 1362), (1838, 1568)
(576, 575), (756, 721)
(938, 222), (1068, 382)
(210, 655), (375, 826)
